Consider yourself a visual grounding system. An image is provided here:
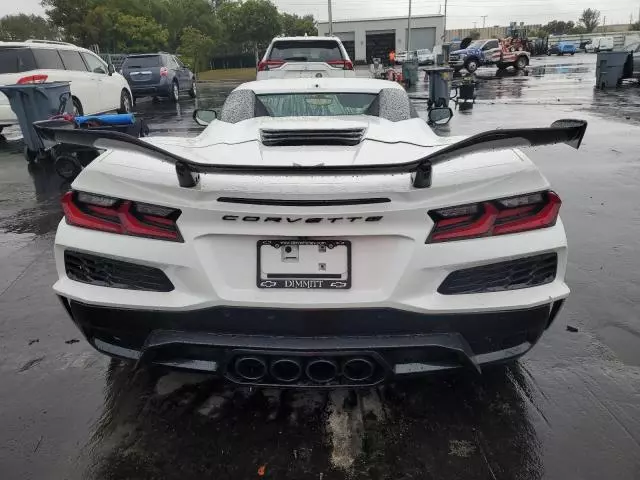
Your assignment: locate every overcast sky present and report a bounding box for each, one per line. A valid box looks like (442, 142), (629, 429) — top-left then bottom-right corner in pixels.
(2, 0), (638, 29)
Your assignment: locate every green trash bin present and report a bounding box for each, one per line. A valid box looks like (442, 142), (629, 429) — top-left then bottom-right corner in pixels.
(595, 51), (633, 89)
(402, 55), (419, 87)
(0, 81), (72, 161)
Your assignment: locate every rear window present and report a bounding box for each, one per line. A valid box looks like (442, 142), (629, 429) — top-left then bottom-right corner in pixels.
(268, 40), (343, 62)
(123, 55), (162, 68)
(0, 48), (36, 74)
(59, 50), (88, 71)
(32, 48), (65, 70)
(256, 93), (376, 117)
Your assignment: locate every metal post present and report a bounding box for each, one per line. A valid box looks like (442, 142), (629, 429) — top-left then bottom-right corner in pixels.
(443, 0), (448, 43)
(328, 0), (333, 35)
(407, 0), (412, 52)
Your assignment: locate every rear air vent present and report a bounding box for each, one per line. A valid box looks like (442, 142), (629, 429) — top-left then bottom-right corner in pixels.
(217, 197), (390, 206)
(260, 128), (365, 146)
(438, 253), (558, 295)
(65, 251), (174, 292)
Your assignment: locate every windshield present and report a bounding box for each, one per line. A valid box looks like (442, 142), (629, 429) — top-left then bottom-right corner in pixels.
(123, 55), (161, 68)
(268, 40), (343, 62)
(256, 93), (376, 117)
(467, 40), (486, 49)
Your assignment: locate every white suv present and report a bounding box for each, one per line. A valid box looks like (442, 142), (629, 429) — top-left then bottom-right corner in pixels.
(0, 40), (133, 134)
(257, 36), (356, 80)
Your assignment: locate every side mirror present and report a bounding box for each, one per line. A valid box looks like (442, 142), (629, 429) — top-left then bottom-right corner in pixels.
(193, 109), (217, 126)
(108, 63), (115, 76)
(428, 107), (453, 126)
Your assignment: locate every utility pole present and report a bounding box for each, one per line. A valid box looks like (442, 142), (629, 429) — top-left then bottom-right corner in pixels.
(603, 15), (606, 33)
(473, 22), (477, 29)
(481, 15), (488, 28)
(407, 0), (413, 52)
(443, 0), (448, 42)
(328, 0), (333, 35)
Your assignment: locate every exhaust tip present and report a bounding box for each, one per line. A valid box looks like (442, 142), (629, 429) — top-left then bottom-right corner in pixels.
(306, 358), (338, 383)
(270, 358), (302, 383)
(342, 357), (375, 382)
(234, 356), (267, 381)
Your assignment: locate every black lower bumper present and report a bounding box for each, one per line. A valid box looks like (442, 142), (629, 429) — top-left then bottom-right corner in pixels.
(60, 298), (564, 387)
(130, 84), (171, 96)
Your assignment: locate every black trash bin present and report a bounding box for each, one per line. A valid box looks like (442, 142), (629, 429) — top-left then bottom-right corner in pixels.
(0, 82), (72, 161)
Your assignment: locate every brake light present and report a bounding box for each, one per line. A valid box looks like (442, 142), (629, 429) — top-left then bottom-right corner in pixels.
(327, 60), (354, 70)
(258, 60), (285, 71)
(17, 74), (48, 84)
(160, 67), (168, 77)
(427, 191), (561, 243)
(61, 192), (183, 242)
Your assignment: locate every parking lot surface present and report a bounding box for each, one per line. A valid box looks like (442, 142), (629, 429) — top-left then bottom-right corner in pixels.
(1, 54), (639, 479)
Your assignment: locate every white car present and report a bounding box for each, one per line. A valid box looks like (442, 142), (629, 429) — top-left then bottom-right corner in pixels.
(38, 78), (587, 387)
(395, 51), (408, 64)
(257, 36), (355, 80)
(0, 40), (132, 134)
(416, 49), (435, 65)
(585, 37), (614, 53)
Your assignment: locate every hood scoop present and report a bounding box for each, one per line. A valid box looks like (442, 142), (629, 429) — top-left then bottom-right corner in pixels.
(260, 128), (365, 147)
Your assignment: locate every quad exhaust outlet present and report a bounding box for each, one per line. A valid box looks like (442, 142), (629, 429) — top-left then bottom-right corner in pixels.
(230, 354), (381, 386)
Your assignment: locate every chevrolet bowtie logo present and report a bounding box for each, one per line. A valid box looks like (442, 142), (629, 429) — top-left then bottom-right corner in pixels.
(330, 281), (347, 288)
(260, 281), (277, 287)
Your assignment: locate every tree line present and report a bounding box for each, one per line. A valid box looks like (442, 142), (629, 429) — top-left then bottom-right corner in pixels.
(0, 0), (318, 71)
(532, 8), (638, 36)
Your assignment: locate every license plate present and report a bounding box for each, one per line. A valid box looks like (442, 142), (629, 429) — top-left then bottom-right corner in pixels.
(257, 240), (351, 289)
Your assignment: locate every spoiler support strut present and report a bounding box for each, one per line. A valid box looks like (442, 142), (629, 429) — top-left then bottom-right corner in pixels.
(34, 119), (587, 189)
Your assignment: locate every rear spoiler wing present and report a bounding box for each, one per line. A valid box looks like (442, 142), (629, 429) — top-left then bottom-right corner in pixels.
(34, 119), (587, 189)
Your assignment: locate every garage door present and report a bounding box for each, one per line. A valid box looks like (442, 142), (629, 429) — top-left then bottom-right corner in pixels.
(406, 27), (436, 50)
(333, 32), (355, 60)
(366, 30), (396, 63)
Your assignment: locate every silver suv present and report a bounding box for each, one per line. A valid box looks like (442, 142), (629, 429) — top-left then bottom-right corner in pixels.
(257, 37), (355, 80)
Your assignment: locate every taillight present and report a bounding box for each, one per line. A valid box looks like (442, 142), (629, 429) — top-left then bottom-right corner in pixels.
(17, 74), (48, 84)
(327, 60), (354, 70)
(258, 60), (285, 71)
(427, 191), (561, 243)
(61, 191), (183, 242)
(160, 67), (168, 77)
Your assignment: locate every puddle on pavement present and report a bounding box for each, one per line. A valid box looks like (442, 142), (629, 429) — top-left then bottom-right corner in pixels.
(83, 360), (543, 479)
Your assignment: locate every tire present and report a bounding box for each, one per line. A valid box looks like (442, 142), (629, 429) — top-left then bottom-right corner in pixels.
(170, 81), (179, 102)
(54, 155), (83, 180)
(72, 97), (84, 116)
(464, 58), (479, 73)
(118, 89), (132, 114)
(515, 56), (528, 70)
(188, 80), (197, 98)
(571, 52), (575, 56)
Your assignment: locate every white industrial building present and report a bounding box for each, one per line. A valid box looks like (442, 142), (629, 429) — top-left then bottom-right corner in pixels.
(317, 15), (445, 63)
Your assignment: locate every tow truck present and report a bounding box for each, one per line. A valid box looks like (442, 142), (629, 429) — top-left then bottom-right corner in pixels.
(449, 38), (530, 73)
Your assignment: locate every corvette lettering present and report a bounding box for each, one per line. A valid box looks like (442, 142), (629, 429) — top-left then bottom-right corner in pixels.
(223, 215), (382, 223)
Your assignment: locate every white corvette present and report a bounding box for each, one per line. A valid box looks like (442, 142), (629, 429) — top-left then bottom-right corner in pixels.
(37, 78), (587, 387)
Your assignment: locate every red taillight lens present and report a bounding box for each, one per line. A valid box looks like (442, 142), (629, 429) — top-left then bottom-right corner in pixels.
(327, 60), (354, 70)
(160, 67), (168, 77)
(427, 191), (561, 243)
(62, 192), (183, 242)
(17, 74), (48, 84)
(258, 60), (285, 71)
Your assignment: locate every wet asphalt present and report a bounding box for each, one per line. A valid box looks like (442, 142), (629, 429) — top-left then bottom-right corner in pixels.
(1, 54), (640, 480)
